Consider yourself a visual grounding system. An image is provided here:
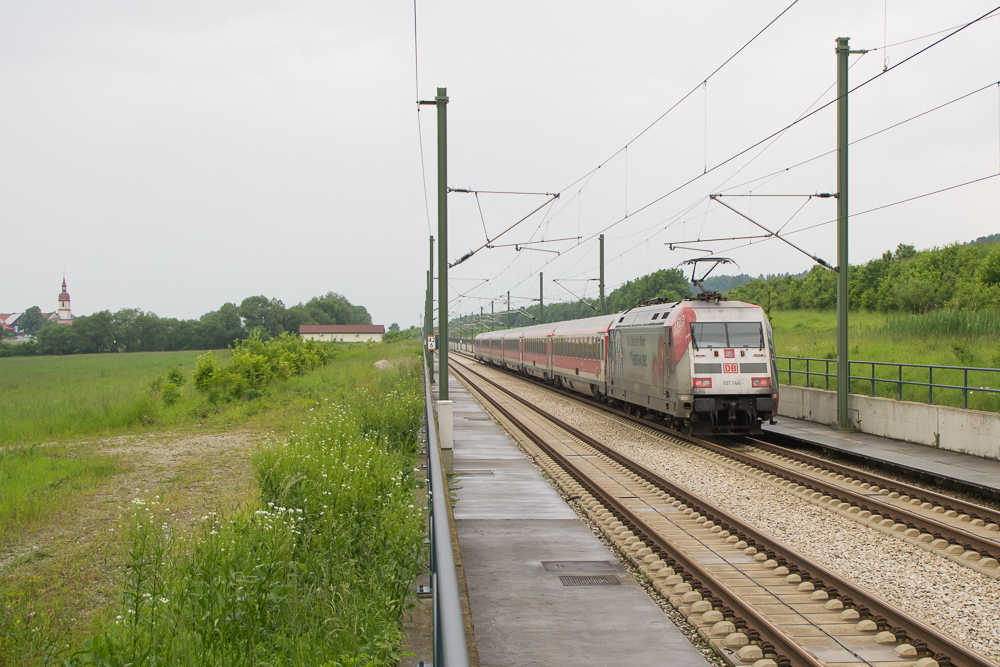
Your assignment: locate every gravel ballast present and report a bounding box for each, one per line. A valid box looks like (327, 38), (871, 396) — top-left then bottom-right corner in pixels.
(466, 360), (1000, 660)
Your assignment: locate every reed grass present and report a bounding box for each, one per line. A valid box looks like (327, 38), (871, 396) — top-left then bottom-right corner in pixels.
(770, 309), (1000, 411)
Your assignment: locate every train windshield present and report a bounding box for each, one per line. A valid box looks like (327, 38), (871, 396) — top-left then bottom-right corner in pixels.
(691, 322), (764, 349)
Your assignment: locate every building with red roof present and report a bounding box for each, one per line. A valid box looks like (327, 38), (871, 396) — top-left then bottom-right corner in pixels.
(299, 324), (385, 343)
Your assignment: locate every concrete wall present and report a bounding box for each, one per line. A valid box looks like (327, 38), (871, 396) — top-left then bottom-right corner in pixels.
(778, 384), (1000, 460)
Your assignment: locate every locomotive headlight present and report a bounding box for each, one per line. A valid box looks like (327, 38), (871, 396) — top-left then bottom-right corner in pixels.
(693, 378), (712, 388)
(752, 377), (771, 388)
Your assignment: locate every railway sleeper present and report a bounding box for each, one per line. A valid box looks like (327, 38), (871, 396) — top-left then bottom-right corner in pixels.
(454, 363), (970, 667)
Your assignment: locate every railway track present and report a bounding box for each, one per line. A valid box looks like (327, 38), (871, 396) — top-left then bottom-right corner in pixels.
(449, 359), (998, 667)
(450, 350), (1000, 581)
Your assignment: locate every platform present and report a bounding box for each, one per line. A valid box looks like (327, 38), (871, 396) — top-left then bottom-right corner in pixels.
(435, 375), (710, 667)
(765, 416), (1000, 496)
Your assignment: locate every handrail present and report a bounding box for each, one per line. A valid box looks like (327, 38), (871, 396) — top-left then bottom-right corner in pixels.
(777, 356), (1000, 409)
(423, 352), (470, 667)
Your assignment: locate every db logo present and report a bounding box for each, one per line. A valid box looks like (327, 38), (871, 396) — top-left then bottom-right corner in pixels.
(723, 363), (739, 374)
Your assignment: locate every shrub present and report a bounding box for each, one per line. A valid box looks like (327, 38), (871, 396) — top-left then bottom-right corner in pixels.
(192, 332), (334, 403)
(66, 350), (425, 666)
(166, 367), (185, 387)
(161, 384), (181, 406)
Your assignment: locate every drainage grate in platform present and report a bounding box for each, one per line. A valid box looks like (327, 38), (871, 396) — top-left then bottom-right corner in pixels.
(542, 560), (617, 573)
(454, 469), (495, 476)
(559, 575), (620, 587)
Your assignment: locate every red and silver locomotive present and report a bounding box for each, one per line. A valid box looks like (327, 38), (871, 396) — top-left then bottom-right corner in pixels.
(473, 295), (778, 435)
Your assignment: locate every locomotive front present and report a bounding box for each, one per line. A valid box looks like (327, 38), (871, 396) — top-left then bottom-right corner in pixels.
(680, 302), (778, 433)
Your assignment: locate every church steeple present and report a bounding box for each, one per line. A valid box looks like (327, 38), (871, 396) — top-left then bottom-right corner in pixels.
(58, 274), (73, 322)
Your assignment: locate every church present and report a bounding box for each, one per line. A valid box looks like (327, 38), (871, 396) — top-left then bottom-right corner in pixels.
(0, 277), (75, 334)
(55, 277), (74, 324)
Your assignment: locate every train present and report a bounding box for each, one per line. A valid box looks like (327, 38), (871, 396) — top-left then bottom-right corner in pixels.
(469, 296), (779, 435)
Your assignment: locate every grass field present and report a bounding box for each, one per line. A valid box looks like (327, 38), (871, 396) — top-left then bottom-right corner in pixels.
(0, 341), (426, 666)
(769, 310), (1000, 411)
(0, 350), (226, 446)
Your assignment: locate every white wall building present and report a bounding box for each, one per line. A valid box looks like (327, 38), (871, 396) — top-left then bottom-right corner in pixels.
(299, 324), (385, 343)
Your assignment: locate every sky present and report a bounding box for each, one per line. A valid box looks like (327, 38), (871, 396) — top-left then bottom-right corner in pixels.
(1, 2), (998, 328)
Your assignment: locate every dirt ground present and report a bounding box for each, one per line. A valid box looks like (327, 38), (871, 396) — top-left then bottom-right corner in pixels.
(0, 427), (258, 652)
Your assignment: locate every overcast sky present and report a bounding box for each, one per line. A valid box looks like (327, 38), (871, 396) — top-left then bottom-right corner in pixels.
(2, 2), (998, 327)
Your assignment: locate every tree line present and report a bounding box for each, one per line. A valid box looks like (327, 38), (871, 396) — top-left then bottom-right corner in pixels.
(0, 292), (372, 357)
(450, 268), (695, 334)
(447, 236), (1000, 339)
(728, 240), (1000, 313)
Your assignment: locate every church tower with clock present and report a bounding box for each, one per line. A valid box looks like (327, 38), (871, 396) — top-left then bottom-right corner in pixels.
(57, 276), (73, 324)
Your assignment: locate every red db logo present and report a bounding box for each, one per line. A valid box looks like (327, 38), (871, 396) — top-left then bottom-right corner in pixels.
(723, 363), (739, 374)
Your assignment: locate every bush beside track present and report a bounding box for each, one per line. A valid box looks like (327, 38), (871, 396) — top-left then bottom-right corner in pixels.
(58, 344), (426, 667)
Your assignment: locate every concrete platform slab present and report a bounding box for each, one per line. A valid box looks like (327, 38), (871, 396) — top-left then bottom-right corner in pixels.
(442, 376), (711, 667)
(765, 416), (1000, 495)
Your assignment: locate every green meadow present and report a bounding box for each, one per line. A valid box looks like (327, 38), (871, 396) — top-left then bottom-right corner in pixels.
(769, 309), (1000, 411)
(0, 350), (222, 446)
(0, 340), (426, 667)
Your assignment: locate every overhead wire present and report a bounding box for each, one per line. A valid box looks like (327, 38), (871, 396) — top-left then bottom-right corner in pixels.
(413, 0), (432, 236)
(710, 173), (1000, 258)
(555, 0), (803, 196)
(580, 3), (1000, 244)
(450, 6), (999, 316)
(717, 79), (1000, 196)
(871, 7), (1000, 51)
(496, 3), (1000, 297)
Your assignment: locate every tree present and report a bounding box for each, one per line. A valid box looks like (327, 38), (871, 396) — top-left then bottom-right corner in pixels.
(18, 306), (46, 335)
(607, 269), (692, 312)
(238, 296), (287, 338)
(389, 323), (400, 331)
(35, 324), (81, 355)
(72, 311), (117, 353)
(980, 246), (1000, 286)
(302, 292), (372, 325)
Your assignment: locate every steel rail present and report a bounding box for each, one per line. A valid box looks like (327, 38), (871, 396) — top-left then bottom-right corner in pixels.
(452, 358), (998, 667)
(702, 437), (1000, 557)
(448, 362), (823, 667)
(423, 355), (471, 667)
(750, 434), (1000, 525)
(451, 350), (1000, 563)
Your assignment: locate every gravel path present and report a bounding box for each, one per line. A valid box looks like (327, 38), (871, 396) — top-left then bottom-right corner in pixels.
(466, 360), (1000, 660)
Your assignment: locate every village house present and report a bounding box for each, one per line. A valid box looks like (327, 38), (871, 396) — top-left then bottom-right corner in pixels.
(299, 324), (385, 343)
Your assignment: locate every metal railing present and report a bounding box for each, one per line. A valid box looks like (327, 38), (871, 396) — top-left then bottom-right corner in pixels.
(423, 353), (470, 667)
(777, 356), (1000, 409)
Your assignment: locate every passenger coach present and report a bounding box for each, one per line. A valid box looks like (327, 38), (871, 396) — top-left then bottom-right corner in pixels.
(473, 296), (778, 434)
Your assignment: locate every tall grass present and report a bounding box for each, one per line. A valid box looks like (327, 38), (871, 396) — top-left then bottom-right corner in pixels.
(61, 345), (426, 666)
(770, 309), (1000, 411)
(859, 309), (1000, 338)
